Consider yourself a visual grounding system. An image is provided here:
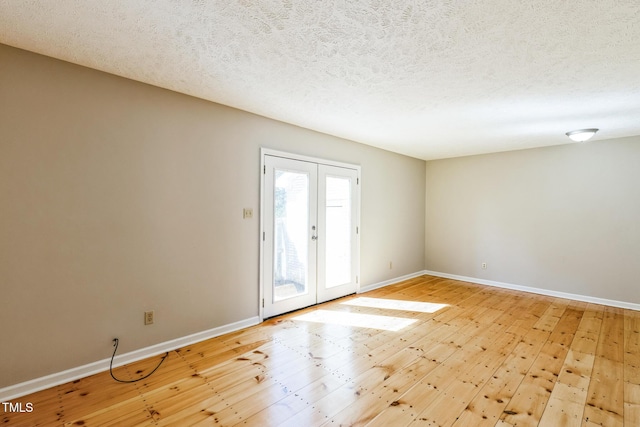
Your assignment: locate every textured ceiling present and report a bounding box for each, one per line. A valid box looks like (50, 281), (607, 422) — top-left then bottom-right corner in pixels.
(1, 1), (639, 160)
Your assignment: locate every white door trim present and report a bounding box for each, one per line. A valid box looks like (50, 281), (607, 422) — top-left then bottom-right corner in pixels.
(261, 148), (361, 171)
(259, 148), (361, 321)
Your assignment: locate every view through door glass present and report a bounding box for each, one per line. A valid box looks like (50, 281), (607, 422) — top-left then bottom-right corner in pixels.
(263, 155), (317, 318)
(316, 164), (358, 303)
(273, 169), (309, 301)
(324, 175), (352, 288)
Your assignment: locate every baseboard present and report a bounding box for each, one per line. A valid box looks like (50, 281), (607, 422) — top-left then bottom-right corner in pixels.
(358, 270), (428, 294)
(0, 316), (261, 401)
(424, 270), (640, 311)
(6, 272), (636, 401)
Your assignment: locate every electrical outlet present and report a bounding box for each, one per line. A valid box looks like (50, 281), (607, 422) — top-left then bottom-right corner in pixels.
(243, 208), (253, 219)
(144, 311), (154, 325)
(482, 262), (487, 270)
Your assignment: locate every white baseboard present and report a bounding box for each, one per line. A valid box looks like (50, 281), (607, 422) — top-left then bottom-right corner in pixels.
(358, 270), (428, 294)
(424, 270), (640, 311)
(5, 272), (637, 401)
(0, 316), (261, 401)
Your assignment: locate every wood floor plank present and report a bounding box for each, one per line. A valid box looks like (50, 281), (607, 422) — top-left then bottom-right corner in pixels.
(318, 350), (444, 426)
(319, 309), (487, 427)
(537, 305), (603, 427)
(364, 314), (506, 426)
(237, 369), (347, 426)
(3, 275), (637, 427)
(452, 298), (553, 427)
(407, 332), (518, 427)
(498, 306), (583, 427)
(583, 306), (625, 427)
(624, 310), (640, 427)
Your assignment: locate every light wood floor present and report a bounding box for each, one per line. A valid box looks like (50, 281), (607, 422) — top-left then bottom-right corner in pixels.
(4, 275), (640, 426)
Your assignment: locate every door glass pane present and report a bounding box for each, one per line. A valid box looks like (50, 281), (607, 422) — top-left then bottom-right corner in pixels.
(325, 176), (351, 288)
(273, 169), (309, 301)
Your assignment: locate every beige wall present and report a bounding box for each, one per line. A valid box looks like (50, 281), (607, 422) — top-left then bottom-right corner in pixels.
(425, 136), (640, 304)
(0, 44), (425, 388)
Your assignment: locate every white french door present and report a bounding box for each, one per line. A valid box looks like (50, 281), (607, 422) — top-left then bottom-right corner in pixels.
(261, 151), (360, 318)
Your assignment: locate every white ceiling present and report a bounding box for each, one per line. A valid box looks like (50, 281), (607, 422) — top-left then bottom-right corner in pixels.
(1, 1), (639, 160)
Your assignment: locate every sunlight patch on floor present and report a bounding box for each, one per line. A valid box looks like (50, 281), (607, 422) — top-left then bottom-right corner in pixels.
(341, 297), (448, 313)
(292, 309), (417, 331)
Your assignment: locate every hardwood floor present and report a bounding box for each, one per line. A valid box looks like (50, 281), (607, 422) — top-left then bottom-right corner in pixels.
(4, 275), (640, 426)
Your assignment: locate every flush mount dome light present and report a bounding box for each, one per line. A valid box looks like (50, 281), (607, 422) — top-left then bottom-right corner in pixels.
(565, 128), (599, 142)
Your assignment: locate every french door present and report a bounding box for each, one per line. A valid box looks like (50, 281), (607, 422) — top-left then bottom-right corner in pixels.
(261, 151), (360, 318)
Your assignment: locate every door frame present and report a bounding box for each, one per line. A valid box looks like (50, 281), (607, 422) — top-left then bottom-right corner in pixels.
(259, 148), (361, 321)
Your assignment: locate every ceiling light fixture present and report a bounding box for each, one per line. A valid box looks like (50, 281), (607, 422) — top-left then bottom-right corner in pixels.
(565, 128), (599, 142)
